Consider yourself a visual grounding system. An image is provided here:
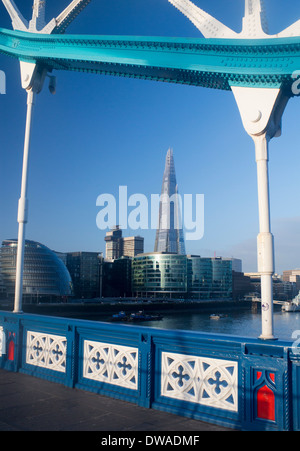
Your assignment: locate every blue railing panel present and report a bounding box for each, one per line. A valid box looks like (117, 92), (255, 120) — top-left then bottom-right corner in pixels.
(75, 322), (148, 406)
(0, 310), (299, 431)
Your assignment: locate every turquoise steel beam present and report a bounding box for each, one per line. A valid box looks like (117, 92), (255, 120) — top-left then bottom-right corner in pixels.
(1, 28), (300, 93)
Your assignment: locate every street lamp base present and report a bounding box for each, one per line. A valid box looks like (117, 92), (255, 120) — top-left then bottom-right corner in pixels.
(258, 334), (278, 341)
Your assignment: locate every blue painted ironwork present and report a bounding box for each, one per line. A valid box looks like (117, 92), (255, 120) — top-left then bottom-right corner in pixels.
(1, 28), (300, 92)
(0, 310), (299, 431)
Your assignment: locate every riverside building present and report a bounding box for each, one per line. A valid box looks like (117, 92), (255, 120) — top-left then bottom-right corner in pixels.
(66, 252), (100, 299)
(0, 239), (73, 304)
(132, 253), (232, 299)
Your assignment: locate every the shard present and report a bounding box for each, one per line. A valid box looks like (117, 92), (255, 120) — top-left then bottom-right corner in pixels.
(154, 149), (186, 255)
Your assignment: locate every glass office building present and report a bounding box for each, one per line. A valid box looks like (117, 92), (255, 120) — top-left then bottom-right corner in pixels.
(187, 256), (213, 299)
(0, 239), (73, 303)
(132, 252), (188, 298)
(212, 258), (233, 298)
(66, 251), (100, 299)
(132, 253), (232, 299)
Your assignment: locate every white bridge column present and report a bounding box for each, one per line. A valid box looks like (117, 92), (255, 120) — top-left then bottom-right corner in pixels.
(1, 0), (95, 313)
(14, 89), (36, 313)
(232, 86), (289, 340)
(14, 61), (48, 313)
(254, 134), (275, 339)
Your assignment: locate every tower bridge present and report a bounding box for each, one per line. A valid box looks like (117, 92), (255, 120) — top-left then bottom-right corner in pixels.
(1, 0), (300, 431)
(1, 0), (300, 340)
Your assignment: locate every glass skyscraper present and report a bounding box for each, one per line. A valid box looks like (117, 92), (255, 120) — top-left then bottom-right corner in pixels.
(154, 149), (186, 255)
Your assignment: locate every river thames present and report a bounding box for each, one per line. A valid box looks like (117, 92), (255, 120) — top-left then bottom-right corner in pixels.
(104, 307), (300, 342)
(19, 300), (300, 343)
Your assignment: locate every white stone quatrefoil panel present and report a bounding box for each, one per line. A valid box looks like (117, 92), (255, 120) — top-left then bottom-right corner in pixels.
(83, 340), (139, 390)
(161, 352), (238, 412)
(26, 331), (67, 373)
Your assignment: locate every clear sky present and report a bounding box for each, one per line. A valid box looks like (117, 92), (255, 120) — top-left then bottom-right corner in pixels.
(1, 0), (300, 274)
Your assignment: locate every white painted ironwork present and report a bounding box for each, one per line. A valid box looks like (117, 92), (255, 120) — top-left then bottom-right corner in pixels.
(168, 0), (300, 39)
(26, 331), (67, 373)
(83, 340), (138, 390)
(2, 0), (92, 34)
(161, 351), (238, 412)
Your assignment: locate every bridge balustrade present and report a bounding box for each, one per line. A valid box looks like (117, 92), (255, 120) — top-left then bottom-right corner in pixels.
(0, 310), (299, 431)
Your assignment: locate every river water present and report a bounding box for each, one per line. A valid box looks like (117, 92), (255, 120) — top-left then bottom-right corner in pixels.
(104, 307), (300, 342)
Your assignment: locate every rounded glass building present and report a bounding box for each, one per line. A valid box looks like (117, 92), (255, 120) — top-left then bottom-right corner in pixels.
(0, 239), (73, 303)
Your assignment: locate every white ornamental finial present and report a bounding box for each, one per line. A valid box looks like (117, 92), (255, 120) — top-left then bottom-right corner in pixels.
(168, 0), (300, 39)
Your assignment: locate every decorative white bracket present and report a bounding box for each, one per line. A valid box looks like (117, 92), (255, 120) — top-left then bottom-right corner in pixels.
(20, 61), (47, 93)
(231, 87), (289, 139)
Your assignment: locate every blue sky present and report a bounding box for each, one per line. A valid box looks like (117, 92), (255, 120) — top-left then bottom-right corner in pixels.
(1, 0), (300, 274)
